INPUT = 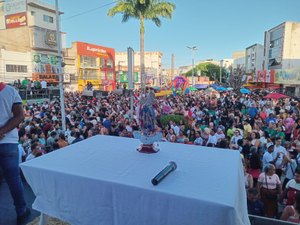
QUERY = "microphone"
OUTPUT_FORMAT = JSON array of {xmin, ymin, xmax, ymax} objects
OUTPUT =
[{"xmin": 151, "ymin": 161, "xmax": 177, "ymax": 186}]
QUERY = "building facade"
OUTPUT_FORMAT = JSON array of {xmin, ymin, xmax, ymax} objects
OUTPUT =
[
  {"xmin": 115, "ymin": 51, "xmax": 163, "ymax": 87},
  {"xmin": 0, "ymin": 0, "xmax": 65, "ymax": 84},
  {"xmin": 263, "ymin": 21, "xmax": 300, "ymax": 95},
  {"xmin": 245, "ymin": 44, "xmax": 264, "ymax": 74},
  {"xmin": 64, "ymin": 42, "xmax": 116, "ymax": 92}
]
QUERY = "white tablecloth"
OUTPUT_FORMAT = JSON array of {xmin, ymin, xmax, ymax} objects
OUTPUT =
[{"xmin": 20, "ymin": 135, "xmax": 250, "ymax": 225}]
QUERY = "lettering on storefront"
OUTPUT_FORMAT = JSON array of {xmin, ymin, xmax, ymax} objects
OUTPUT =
[
  {"xmin": 86, "ymin": 46, "xmax": 107, "ymax": 54},
  {"xmin": 5, "ymin": 12, "xmax": 27, "ymax": 29}
]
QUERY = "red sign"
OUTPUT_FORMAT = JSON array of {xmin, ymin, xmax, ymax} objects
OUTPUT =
[
  {"xmin": 5, "ymin": 12, "xmax": 27, "ymax": 29},
  {"xmin": 76, "ymin": 42, "xmax": 115, "ymax": 59},
  {"xmin": 256, "ymin": 70, "xmax": 275, "ymax": 83}
]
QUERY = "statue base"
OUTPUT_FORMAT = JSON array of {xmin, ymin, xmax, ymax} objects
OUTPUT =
[
  {"xmin": 137, "ymin": 144, "xmax": 159, "ymax": 154},
  {"xmin": 133, "ymin": 131, "xmax": 162, "ymax": 154}
]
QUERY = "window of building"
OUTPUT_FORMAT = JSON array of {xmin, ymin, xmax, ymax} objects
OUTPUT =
[
  {"xmin": 80, "ymin": 69, "xmax": 98, "ymax": 80},
  {"xmin": 43, "ymin": 15, "xmax": 54, "ymax": 23},
  {"xmin": 107, "ymin": 72, "xmax": 114, "ymax": 80},
  {"xmin": 31, "ymin": 11, "xmax": 35, "ymax": 16},
  {"xmin": 106, "ymin": 59, "xmax": 113, "ymax": 69},
  {"xmin": 6, "ymin": 64, "xmax": 27, "ymax": 73},
  {"xmin": 100, "ymin": 71, "xmax": 106, "ymax": 79},
  {"xmin": 100, "ymin": 58, "xmax": 105, "ymax": 68},
  {"xmin": 80, "ymin": 56, "xmax": 97, "ymax": 68}
]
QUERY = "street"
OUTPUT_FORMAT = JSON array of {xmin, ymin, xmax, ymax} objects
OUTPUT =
[{"xmin": 0, "ymin": 179, "xmax": 39, "ymax": 225}]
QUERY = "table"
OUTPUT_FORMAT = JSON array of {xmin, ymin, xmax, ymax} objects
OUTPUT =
[{"xmin": 20, "ymin": 135, "xmax": 250, "ymax": 225}]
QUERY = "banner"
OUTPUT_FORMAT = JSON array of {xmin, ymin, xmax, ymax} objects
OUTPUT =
[
  {"xmin": 275, "ymin": 67, "xmax": 300, "ymax": 84},
  {"xmin": 5, "ymin": 12, "xmax": 27, "ymax": 29},
  {"xmin": 119, "ymin": 72, "xmax": 139, "ymax": 83},
  {"xmin": 32, "ymin": 53, "xmax": 60, "ymax": 83},
  {"xmin": 253, "ymin": 70, "xmax": 275, "ymax": 83}
]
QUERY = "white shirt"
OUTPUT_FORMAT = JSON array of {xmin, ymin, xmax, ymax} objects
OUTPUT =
[
  {"xmin": 207, "ymin": 134, "xmax": 217, "ymax": 146},
  {"xmin": 41, "ymin": 80, "xmax": 47, "ymax": 89},
  {"xmin": 272, "ymin": 145, "xmax": 287, "ymax": 169},
  {"xmin": 262, "ymin": 151, "xmax": 274, "ymax": 170},
  {"xmin": 215, "ymin": 132, "xmax": 225, "ymax": 141},
  {"xmin": 171, "ymin": 125, "xmax": 180, "ymax": 136},
  {"xmin": 0, "ymin": 85, "xmax": 22, "ymax": 144}
]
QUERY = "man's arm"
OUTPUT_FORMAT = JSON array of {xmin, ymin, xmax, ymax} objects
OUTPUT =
[{"xmin": 0, "ymin": 104, "xmax": 24, "ymax": 137}]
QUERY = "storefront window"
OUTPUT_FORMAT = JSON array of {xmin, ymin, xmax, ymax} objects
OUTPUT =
[
  {"xmin": 81, "ymin": 69, "xmax": 98, "ymax": 80},
  {"xmin": 107, "ymin": 71, "xmax": 114, "ymax": 80},
  {"xmin": 100, "ymin": 71, "xmax": 106, "ymax": 79},
  {"xmin": 80, "ymin": 56, "xmax": 97, "ymax": 68},
  {"xmin": 100, "ymin": 58, "xmax": 105, "ymax": 68},
  {"xmin": 106, "ymin": 59, "xmax": 113, "ymax": 69}
]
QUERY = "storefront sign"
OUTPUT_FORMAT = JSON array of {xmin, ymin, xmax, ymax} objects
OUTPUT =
[
  {"xmin": 275, "ymin": 67, "xmax": 300, "ymax": 84},
  {"xmin": 45, "ymin": 30, "xmax": 57, "ymax": 47},
  {"xmin": 119, "ymin": 72, "xmax": 139, "ymax": 83},
  {"xmin": 32, "ymin": 53, "xmax": 60, "ymax": 83},
  {"xmin": 76, "ymin": 42, "xmax": 115, "ymax": 59},
  {"xmin": 5, "ymin": 12, "xmax": 27, "ymax": 29}
]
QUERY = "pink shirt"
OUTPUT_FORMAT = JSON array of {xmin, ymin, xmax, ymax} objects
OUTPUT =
[{"xmin": 258, "ymin": 172, "xmax": 281, "ymax": 189}]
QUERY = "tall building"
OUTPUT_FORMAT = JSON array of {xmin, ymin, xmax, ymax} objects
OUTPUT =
[
  {"xmin": 0, "ymin": 0, "xmax": 65, "ymax": 84},
  {"xmin": 64, "ymin": 42, "xmax": 116, "ymax": 92},
  {"xmin": 263, "ymin": 21, "xmax": 300, "ymax": 95},
  {"xmin": 115, "ymin": 51, "xmax": 162, "ymax": 87},
  {"xmin": 264, "ymin": 21, "xmax": 300, "ymax": 70},
  {"xmin": 232, "ymin": 51, "xmax": 246, "ymax": 69},
  {"xmin": 245, "ymin": 44, "xmax": 264, "ymax": 74}
]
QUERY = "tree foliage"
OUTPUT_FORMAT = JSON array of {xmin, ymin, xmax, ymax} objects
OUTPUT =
[
  {"xmin": 108, "ymin": 0, "xmax": 176, "ymax": 90},
  {"xmin": 160, "ymin": 114, "xmax": 188, "ymax": 129},
  {"xmin": 184, "ymin": 62, "xmax": 227, "ymax": 82},
  {"xmin": 226, "ymin": 67, "xmax": 247, "ymax": 93}
]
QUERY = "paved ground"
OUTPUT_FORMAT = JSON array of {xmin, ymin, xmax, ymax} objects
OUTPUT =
[{"xmin": 0, "ymin": 179, "xmax": 40, "ymax": 225}]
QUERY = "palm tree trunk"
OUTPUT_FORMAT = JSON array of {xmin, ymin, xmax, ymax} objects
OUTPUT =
[{"xmin": 140, "ymin": 17, "xmax": 145, "ymax": 91}]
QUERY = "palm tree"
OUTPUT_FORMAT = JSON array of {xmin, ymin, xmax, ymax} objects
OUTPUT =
[{"xmin": 108, "ymin": 0, "xmax": 175, "ymax": 90}]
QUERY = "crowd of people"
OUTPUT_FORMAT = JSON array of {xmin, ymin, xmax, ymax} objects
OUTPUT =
[{"xmin": 3, "ymin": 84, "xmax": 300, "ymax": 222}]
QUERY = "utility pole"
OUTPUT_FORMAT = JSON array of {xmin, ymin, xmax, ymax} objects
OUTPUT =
[
  {"xmin": 187, "ymin": 46, "xmax": 198, "ymax": 86},
  {"xmin": 55, "ymin": 0, "xmax": 66, "ymax": 131},
  {"xmin": 171, "ymin": 53, "xmax": 175, "ymax": 78},
  {"xmin": 127, "ymin": 47, "xmax": 134, "ymax": 121},
  {"xmin": 219, "ymin": 59, "xmax": 223, "ymax": 83}
]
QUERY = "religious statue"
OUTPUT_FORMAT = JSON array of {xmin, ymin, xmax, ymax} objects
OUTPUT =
[{"xmin": 133, "ymin": 91, "xmax": 162, "ymax": 153}]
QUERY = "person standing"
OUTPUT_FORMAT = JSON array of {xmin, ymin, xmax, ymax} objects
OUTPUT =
[
  {"xmin": 0, "ymin": 82, "xmax": 30, "ymax": 224},
  {"xmin": 257, "ymin": 164, "xmax": 281, "ymax": 218}
]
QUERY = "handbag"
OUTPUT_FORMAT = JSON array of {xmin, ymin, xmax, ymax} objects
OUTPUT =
[{"xmin": 265, "ymin": 175, "xmax": 278, "ymax": 200}]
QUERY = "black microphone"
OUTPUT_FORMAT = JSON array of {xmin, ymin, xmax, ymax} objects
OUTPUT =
[{"xmin": 151, "ymin": 161, "xmax": 177, "ymax": 185}]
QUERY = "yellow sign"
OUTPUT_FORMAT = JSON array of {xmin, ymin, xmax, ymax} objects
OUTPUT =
[{"xmin": 155, "ymin": 90, "xmax": 173, "ymax": 97}]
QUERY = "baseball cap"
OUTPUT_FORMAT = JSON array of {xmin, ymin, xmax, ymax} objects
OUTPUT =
[{"xmin": 267, "ymin": 142, "xmax": 274, "ymax": 149}]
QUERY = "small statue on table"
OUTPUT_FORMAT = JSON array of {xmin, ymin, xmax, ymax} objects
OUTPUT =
[{"xmin": 133, "ymin": 91, "xmax": 162, "ymax": 153}]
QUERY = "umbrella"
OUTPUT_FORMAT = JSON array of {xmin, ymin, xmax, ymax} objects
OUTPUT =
[
  {"xmin": 263, "ymin": 93, "xmax": 290, "ymax": 99},
  {"xmin": 204, "ymin": 87, "xmax": 216, "ymax": 93},
  {"xmin": 189, "ymin": 87, "xmax": 198, "ymax": 91},
  {"xmin": 194, "ymin": 84, "xmax": 208, "ymax": 89},
  {"xmin": 151, "ymin": 86, "xmax": 161, "ymax": 90},
  {"xmin": 215, "ymin": 86, "xmax": 227, "ymax": 92},
  {"xmin": 240, "ymin": 88, "xmax": 251, "ymax": 94}
]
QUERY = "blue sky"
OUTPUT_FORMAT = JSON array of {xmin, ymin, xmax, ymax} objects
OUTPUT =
[{"xmin": 46, "ymin": 0, "xmax": 300, "ymax": 68}]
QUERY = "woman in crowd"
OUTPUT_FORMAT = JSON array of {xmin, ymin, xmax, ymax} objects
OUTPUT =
[{"xmin": 257, "ymin": 163, "xmax": 282, "ymax": 218}]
